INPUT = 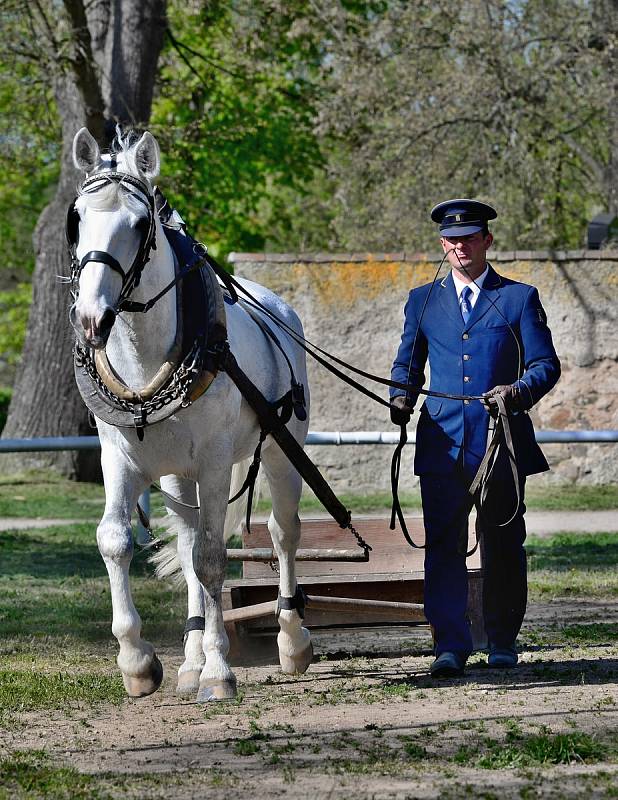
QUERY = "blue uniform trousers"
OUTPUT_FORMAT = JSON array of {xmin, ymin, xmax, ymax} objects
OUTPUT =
[{"xmin": 420, "ymin": 456, "xmax": 527, "ymax": 659}]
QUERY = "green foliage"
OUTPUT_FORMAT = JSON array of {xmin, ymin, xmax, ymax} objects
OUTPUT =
[
  {"xmin": 151, "ymin": 1, "xmax": 330, "ymax": 256},
  {"xmin": 0, "ymin": 386, "xmax": 11, "ymax": 432},
  {"xmin": 0, "ymin": 283, "xmax": 31, "ymax": 372},
  {"xmin": 0, "ymin": 24, "xmax": 60, "ymax": 276}
]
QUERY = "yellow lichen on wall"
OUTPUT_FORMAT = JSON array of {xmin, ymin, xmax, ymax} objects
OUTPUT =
[{"xmin": 297, "ymin": 258, "xmax": 438, "ymax": 307}]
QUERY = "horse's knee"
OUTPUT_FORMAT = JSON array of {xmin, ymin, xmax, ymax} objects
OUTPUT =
[
  {"xmin": 97, "ymin": 518, "xmax": 133, "ymax": 563},
  {"xmin": 192, "ymin": 536, "xmax": 226, "ymax": 591}
]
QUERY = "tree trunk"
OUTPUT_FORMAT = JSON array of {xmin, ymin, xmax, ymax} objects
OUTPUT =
[{"xmin": 2, "ymin": 0, "xmax": 167, "ymax": 479}]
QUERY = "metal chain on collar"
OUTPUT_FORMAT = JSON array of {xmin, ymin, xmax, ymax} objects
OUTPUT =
[{"xmin": 74, "ymin": 338, "xmax": 204, "ymax": 416}]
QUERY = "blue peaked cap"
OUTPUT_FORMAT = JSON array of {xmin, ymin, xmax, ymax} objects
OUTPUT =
[{"xmin": 431, "ymin": 198, "xmax": 497, "ymax": 237}]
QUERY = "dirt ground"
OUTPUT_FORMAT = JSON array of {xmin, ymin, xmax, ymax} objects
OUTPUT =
[{"xmin": 2, "ymin": 599, "xmax": 617, "ymax": 799}]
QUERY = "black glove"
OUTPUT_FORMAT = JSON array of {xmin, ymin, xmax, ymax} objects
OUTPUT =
[
  {"xmin": 390, "ymin": 395, "xmax": 413, "ymax": 426},
  {"xmin": 481, "ymin": 384, "xmax": 523, "ymax": 417}
]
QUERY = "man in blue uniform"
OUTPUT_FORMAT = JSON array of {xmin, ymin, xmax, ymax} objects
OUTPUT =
[{"xmin": 390, "ymin": 199, "xmax": 560, "ymax": 677}]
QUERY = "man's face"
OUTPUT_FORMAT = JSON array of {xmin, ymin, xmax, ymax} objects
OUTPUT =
[{"xmin": 440, "ymin": 231, "xmax": 493, "ymax": 279}]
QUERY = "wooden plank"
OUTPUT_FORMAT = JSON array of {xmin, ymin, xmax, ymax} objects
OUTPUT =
[
  {"xmin": 241, "ymin": 516, "xmax": 480, "ymax": 579},
  {"xmin": 227, "ymin": 548, "xmax": 368, "ymax": 562},
  {"xmin": 223, "ymin": 594, "xmax": 426, "ymax": 624}
]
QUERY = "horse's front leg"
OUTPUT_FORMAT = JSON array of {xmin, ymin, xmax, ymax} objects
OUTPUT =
[
  {"xmin": 98, "ymin": 446, "xmax": 162, "ymax": 697},
  {"xmin": 194, "ymin": 455, "xmax": 237, "ymax": 702},
  {"xmin": 263, "ymin": 445, "xmax": 313, "ymax": 675},
  {"xmin": 159, "ymin": 475, "xmax": 205, "ymax": 697}
]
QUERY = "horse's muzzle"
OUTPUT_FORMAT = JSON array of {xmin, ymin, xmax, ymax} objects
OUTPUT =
[{"xmin": 70, "ymin": 303, "xmax": 116, "ymax": 349}]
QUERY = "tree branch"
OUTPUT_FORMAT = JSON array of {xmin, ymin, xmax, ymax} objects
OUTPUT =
[{"xmin": 61, "ymin": 0, "xmax": 105, "ymax": 141}]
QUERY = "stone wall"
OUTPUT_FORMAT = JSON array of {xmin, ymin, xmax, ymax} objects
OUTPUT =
[{"xmin": 230, "ymin": 251, "xmax": 618, "ymax": 492}]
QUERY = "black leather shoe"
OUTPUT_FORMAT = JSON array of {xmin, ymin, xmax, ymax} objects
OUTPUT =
[
  {"xmin": 430, "ymin": 651, "xmax": 465, "ymax": 678},
  {"xmin": 488, "ymin": 643, "xmax": 518, "ymax": 668}
]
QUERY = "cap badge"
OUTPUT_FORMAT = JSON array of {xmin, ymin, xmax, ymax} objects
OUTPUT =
[{"xmin": 455, "ymin": 214, "xmax": 462, "ymax": 222}]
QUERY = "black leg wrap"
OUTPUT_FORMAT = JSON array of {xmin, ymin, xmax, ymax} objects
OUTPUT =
[
  {"xmin": 183, "ymin": 615, "xmax": 206, "ymax": 643},
  {"xmin": 277, "ymin": 585, "xmax": 308, "ymax": 620}
]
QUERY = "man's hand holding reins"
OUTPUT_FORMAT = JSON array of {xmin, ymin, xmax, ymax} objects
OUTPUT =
[
  {"xmin": 390, "ymin": 395, "xmax": 414, "ymax": 426},
  {"xmin": 481, "ymin": 384, "xmax": 523, "ymax": 417}
]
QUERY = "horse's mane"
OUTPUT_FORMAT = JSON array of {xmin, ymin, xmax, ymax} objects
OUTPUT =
[{"xmin": 76, "ymin": 126, "xmax": 148, "ymax": 215}]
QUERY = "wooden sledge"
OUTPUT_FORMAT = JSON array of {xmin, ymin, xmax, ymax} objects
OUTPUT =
[{"xmin": 222, "ymin": 515, "xmax": 487, "ymax": 665}]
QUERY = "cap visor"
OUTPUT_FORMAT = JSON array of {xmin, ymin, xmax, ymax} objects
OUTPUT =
[{"xmin": 440, "ymin": 223, "xmax": 483, "ymax": 237}]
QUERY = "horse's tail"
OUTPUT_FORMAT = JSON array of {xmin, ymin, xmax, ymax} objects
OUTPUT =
[{"xmin": 150, "ymin": 457, "xmax": 260, "ymax": 582}]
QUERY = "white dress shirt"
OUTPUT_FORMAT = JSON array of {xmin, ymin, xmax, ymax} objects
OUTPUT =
[{"xmin": 452, "ymin": 264, "xmax": 489, "ymax": 310}]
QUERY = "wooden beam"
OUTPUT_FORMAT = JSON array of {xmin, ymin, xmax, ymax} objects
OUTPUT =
[
  {"xmin": 226, "ymin": 548, "xmax": 368, "ymax": 562},
  {"xmin": 223, "ymin": 594, "xmax": 425, "ymax": 624}
]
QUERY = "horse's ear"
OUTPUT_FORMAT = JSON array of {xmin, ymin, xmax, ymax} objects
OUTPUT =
[
  {"xmin": 133, "ymin": 132, "xmax": 160, "ymax": 181},
  {"xmin": 73, "ymin": 128, "xmax": 101, "ymax": 173}
]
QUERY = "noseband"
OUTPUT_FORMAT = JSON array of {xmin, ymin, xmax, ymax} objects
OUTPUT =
[{"xmin": 66, "ymin": 171, "xmax": 157, "ymax": 312}]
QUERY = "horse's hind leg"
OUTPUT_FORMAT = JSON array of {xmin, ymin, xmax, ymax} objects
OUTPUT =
[
  {"xmin": 159, "ymin": 475, "xmax": 205, "ymax": 697},
  {"xmin": 262, "ymin": 445, "xmax": 313, "ymax": 675},
  {"xmin": 98, "ymin": 447, "xmax": 162, "ymax": 697}
]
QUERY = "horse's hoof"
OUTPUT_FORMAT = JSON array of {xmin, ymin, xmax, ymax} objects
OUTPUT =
[
  {"xmin": 176, "ymin": 669, "xmax": 201, "ymax": 697},
  {"xmin": 280, "ymin": 640, "xmax": 314, "ymax": 675},
  {"xmin": 196, "ymin": 677, "xmax": 237, "ymax": 703},
  {"xmin": 122, "ymin": 653, "xmax": 163, "ymax": 698}
]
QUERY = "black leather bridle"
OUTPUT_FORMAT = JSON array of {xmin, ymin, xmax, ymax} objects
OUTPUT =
[{"xmin": 66, "ymin": 171, "xmax": 157, "ymax": 312}]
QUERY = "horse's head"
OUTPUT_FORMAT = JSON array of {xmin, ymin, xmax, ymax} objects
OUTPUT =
[{"xmin": 68, "ymin": 127, "xmax": 160, "ymax": 348}]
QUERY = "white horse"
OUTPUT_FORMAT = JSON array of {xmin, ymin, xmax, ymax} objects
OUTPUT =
[{"xmin": 68, "ymin": 127, "xmax": 312, "ymax": 701}]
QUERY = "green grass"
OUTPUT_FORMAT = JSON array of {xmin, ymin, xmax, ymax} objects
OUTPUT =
[
  {"xmin": 0, "ymin": 750, "xmax": 204, "ymax": 800},
  {"xmin": 527, "ymin": 532, "xmax": 618, "ymax": 570},
  {"xmin": 527, "ymin": 532, "xmax": 618, "ymax": 599},
  {"xmin": 524, "ymin": 482, "xmax": 618, "ymax": 511},
  {"xmin": 0, "ymin": 521, "xmax": 184, "ymax": 641},
  {"xmin": 467, "ymin": 731, "xmax": 610, "ymax": 769},
  {"xmin": 0, "ymin": 750, "xmax": 107, "ymax": 800},
  {"xmin": 0, "ymin": 670, "xmax": 125, "ymax": 714},
  {"xmin": 1, "ymin": 473, "xmax": 617, "ymax": 520},
  {"xmin": 0, "ymin": 473, "xmax": 106, "ymax": 519}
]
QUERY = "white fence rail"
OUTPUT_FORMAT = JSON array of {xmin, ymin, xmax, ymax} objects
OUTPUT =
[{"xmin": 1, "ymin": 430, "xmax": 617, "ymax": 454}]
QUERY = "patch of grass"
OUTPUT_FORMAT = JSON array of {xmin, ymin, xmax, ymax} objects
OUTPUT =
[
  {"xmin": 559, "ymin": 623, "xmax": 618, "ymax": 644},
  {"xmin": 0, "ymin": 475, "xmax": 106, "ymax": 519},
  {"xmin": 527, "ymin": 532, "xmax": 618, "ymax": 599},
  {"xmin": 454, "ymin": 731, "xmax": 610, "ymax": 770},
  {"xmin": 527, "ymin": 532, "xmax": 618, "ymax": 570},
  {"xmin": 528, "ymin": 569, "xmax": 618, "ymax": 599},
  {"xmin": 525, "ymin": 483, "xmax": 618, "ymax": 511},
  {"xmin": 0, "ymin": 669, "xmax": 125, "ymax": 714},
  {"xmin": 0, "ymin": 750, "xmax": 107, "ymax": 800},
  {"xmin": 0, "ymin": 750, "xmax": 226, "ymax": 799},
  {"xmin": 256, "ymin": 490, "xmax": 423, "ymax": 514},
  {"xmin": 0, "ymin": 523, "xmax": 185, "ymax": 644}
]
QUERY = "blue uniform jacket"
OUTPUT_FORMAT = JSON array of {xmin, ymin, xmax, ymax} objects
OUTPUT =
[{"xmin": 390, "ymin": 265, "xmax": 561, "ymax": 476}]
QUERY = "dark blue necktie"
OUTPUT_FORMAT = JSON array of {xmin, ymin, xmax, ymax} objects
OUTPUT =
[{"xmin": 460, "ymin": 286, "xmax": 472, "ymax": 324}]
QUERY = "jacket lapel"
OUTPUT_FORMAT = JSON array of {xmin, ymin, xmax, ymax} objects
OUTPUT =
[
  {"xmin": 438, "ymin": 271, "xmax": 464, "ymax": 326},
  {"xmin": 465, "ymin": 264, "xmax": 502, "ymax": 330}
]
